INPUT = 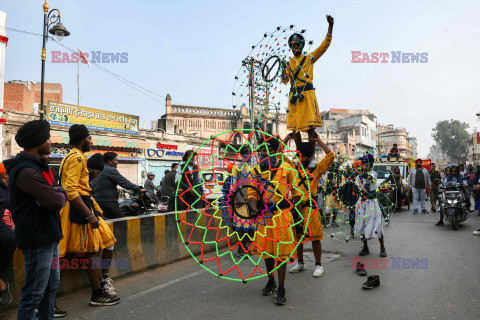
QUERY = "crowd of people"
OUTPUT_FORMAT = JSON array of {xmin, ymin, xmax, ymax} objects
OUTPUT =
[{"xmin": 1, "ymin": 119, "xmax": 480, "ymax": 315}]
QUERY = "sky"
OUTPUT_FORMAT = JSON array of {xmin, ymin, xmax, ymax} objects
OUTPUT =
[{"xmin": 2, "ymin": 0, "xmax": 480, "ymax": 157}]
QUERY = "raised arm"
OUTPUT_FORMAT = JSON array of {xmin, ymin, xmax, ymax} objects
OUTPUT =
[{"xmin": 311, "ymin": 15, "xmax": 334, "ymax": 63}]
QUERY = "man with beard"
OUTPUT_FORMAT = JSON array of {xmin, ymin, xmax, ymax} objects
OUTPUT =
[
  {"xmin": 4, "ymin": 120, "xmax": 67, "ymax": 319},
  {"xmin": 280, "ymin": 15, "xmax": 334, "ymax": 147},
  {"xmin": 58, "ymin": 125, "xmax": 119, "ymax": 306},
  {"xmin": 407, "ymin": 159, "xmax": 431, "ymax": 214}
]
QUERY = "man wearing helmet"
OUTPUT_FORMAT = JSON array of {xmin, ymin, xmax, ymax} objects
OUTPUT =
[
  {"xmin": 145, "ymin": 172, "xmax": 161, "ymax": 206},
  {"xmin": 281, "ymin": 15, "xmax": 334, "ymax": 147}
]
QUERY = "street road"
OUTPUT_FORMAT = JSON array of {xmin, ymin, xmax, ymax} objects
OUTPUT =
[{"xmin": 4, "ymin": 202, "xmax": 480, "ymax": 320}]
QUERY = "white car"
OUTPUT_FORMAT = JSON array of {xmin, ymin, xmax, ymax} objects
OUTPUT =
[{"xmin": 202, "ymin": 171, "xmax": 226, "ymax": 206}]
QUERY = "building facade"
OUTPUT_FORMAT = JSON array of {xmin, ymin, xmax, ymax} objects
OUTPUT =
[
  {"xmin": 427, "ymin": 144, "xmax": 450, "ymax": 168},
  {"xmin": 3, "ymin": 80, "xmax": 62, "ymax": 113},
  {"xmin": 377, "ymin": 125, "xmax": 418, "ymax": 159},
  {"xmin": 319, "ymin": 108, "xmax": 377, "ymax": 160},
  {"xmin": 158, "ymin": 94, "xmax": 288, "ymax": 140}
]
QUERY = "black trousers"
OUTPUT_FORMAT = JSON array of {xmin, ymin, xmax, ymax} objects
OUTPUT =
[
  {"xmin": 98, "ymin": 201, "xmax": 125, "ymax": 219},
  {"xmin": 0, "ymin": 220, "xmax": 16, "ymax": 280}
]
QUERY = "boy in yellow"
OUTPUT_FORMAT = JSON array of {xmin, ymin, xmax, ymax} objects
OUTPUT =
[
  {"xmin": 59, "ymin": 124, "xmax": 119, "ymax": 306},
  {"xmin": 281, "ymin": 133, "xmax": 334, "ymax": 277},
  {"xmin": 248, "ymin": 137, "xmax": 298, "ymax": 305},
  {"xmin": 281, "ymin": 15, "xmax": 334, "ymax": 146}
]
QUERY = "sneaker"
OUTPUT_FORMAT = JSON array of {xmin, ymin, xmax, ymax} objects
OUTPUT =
[
  {"xmin": 261, "ymin": 278, "xmax": 277, "ymax": 296},
  {"xmin": 356, "ymin": 263, "xmax": 367, "ymax": 276},
  {"xmin": 380, "ymin": 246, "xmax": 387, "ymax": 257},
  {"xmin": 313, "ymin": 265, "xmax": 324, "ymax": 278},
  {"xmin": 413, "ymin": 209, "xmax": 418, "ymax": 214},
  {"xmin": 102, "ymin": 282, "xmax": 118, "ymax": 298},
  {"xmin": 359, "ymin": 246, "xmax": 370, "ymax": 256},
  {"xmin": 435, "ymin": 220, "xmax": 444, "ymax": 226},
  {"xmin": 274, "ymin": 287, "xmax": 286, "ymax": 305},
  {"xmin": 362, "ymin": 275, "xmax": 380, "ymax": 290},
  {"xmin": 422, "ymin": 209, "xmax": 429, "ymax": 214},
  {"xmin": 432, "ymin": 208, "xmax": 437, "ymax": 213},
  {"xmin": 89, "ymin": 290, "xmax": 121, "ymax": 306},
  {"xmin": 289, "ymin": 262, "xmax": 306, "ymax": 273},
  {"xmin": 473, "ymin": 229, "xmax": 480, "ymax": 236},
  {"xmin": 54, "ymin": 301, "xmax": 67, "ymax": 318},
  {"xmin": 0, "ymin": 283, "xmax": 12, "ymax": 306},
  {"xmin": 105, "ymin": 278, "xmax": 114, "ymax": 286}
]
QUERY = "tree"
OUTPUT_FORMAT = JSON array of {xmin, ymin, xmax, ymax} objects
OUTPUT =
[{"xmin": 432, "ymin": 120, "xmax": 470, "ymax": 164}]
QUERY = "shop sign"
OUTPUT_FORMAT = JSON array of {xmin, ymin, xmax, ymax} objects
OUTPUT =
[
  {"xmin": 147, "ymin": 149, "xmax": 184, "ymax": 158},
  {"xmin": 47, "ymin": 101, "xmax": 139, "ymax": 135}
]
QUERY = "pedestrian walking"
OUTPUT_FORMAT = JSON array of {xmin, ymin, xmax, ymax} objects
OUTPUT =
[{"xmin": 408, "ymin": 159, "xmax": 431, "ymax": 214}]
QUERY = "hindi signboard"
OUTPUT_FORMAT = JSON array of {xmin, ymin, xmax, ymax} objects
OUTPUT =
[{"xmin": 46, "ymin": 101, "xmax": 139, "ymax": 135}]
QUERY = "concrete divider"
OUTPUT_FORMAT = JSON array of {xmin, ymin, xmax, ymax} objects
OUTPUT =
[{"xmin": 4, "ymin": 207, "xmax": 228, "ymax": 308}]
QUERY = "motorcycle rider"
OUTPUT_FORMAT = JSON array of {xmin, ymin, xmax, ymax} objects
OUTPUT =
[{"xmin": 436, "ymin": 165, "xmax": 469, "ymax": 226}]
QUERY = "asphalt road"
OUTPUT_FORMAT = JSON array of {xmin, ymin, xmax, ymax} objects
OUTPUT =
[{"xmin": 4, "ymin": 202, "xmax": 480, "ymax": 320}]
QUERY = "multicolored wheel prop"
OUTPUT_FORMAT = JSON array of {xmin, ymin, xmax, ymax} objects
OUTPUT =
[
  {"xmin": 174, "ymin": 129, "xmax": 315, "ymax": 282},
  {"xmin": 231, "ymin": 25, "xmax": 315, "ymax": 123}
]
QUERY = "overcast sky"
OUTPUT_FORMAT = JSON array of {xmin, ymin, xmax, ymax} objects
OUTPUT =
[{"xmin": 2, "ymin": 0, "xmax": 480, "ymax": 157}]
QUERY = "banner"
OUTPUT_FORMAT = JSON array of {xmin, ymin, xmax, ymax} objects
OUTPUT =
[{"xmin": 46, "ymin": 101, "xmax": 139, "ymax": 135}]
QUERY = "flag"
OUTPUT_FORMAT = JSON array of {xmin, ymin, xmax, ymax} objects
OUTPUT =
[{"xmin": 78, "ymin": 48, "xmax": 90, "ymax": 66}]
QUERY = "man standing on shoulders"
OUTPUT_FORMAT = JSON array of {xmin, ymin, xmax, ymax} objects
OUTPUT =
[
  {"xmin": 4, "ymin": 120, "xmax": 67, "ymax": 319},
  {"xmin": 428, "ymin": 163, "xmax": 442, "ymax": 213},
  {"xmin": 94, "ymin": 152, "xmax": 144, "ymax": 219},
  {"xmin": 408, "ymin": 159, "xmax": 431, "ymax": 214}
]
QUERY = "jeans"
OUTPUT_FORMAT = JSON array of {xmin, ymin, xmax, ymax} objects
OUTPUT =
[
  {"xmin": 0, "ymin": 221, "xmax": 16, "ymax": 280},
  {"xmin": 465, "ymin": 187, "xmax": 472, "ymax": 208},
  {"xmin": 17, "ymin": 242, "xmax": 60, "ymax": 320},
  {"xmin": 413, "ymin": 187, "xmax": 427, "ymax": 211}
]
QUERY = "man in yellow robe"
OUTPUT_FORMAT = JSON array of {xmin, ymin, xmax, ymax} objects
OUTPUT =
[
  {"xmin": 58, "ymin": 124, "xmax": 119, "ymax": 306},
  {"xmin": 281, "ymin": 133, "xmax": 334, "ymax": 277},
  {"xmin": 281, "ymin": 15, "xmax": 334, "ymax": 146},
  {"xmin": 248, "ymin": 137, "xmax": 298, "ymax": 305}
]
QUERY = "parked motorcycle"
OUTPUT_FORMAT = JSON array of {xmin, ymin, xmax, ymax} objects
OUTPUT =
[
  {"xmin": 439, "ymin": 181, "xmax": 468, "ymax": 230},
  {"xmin": 119, "ymin": 189, "xmax": 157, "ymax": 216}
]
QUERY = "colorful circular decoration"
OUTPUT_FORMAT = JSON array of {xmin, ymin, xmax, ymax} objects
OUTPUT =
[{"xmin": 175, "ymin": 129, "xmax": 315, "ymax": 282}]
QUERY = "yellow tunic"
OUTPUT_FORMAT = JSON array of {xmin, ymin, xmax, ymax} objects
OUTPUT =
[
  {"xmin": 284, "ymin": 152, "xmax": 335, "ymax": 241},
  {"xmin": 58, "ymin": 148, "xmax": 116, "ymax": 256},
  {"xmin": 248, "ymin": 161, "xmax": 299, "ymax": 260},
  {"xmin": 283, "ymin": 35, "xmax": 332, "ymax": 132}
]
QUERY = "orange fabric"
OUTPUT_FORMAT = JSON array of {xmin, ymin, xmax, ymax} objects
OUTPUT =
[{"xmin": 0, "ymin": 163, "xmax": 5, "ymax": 175}]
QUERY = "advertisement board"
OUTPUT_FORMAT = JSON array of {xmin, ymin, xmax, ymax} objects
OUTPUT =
[{"xmin": 46, "ymin": 101, "xmax": 139, "ymax": 135}]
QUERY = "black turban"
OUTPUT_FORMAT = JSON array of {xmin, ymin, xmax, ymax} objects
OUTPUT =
[
  {"xmin": 87, "ymin": 153, "xmax": 104, "ymax": 171},
  {"xmin": 69, "ymin": 124, "xmax": 90, "ymax": 145},
  {"xmin": 15, "ymin": 120, "xmax": 51, "ymax": 149}
]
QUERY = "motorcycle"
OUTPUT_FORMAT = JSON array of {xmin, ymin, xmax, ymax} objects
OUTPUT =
[
  {"xmin": 439, "ymin": 181, "xmax": 468, "ymax": 230},
  {"xmin": 119, "ymin": 189, "xmax": 157, "ymax": 216}
]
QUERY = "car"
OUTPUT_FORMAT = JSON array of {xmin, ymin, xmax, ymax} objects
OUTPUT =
[{"xmin": 202, "ymin": 170, "xmax": 227, "ymax": 206}]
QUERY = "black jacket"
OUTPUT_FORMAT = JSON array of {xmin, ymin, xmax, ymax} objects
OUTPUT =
[
  {"xmin": 93, "ymin": 164, "xmax": 140, "ymax": 203},
  {"xmin": 160, "ymin": 171, "xmax": 176, "ymax": 197},
  {"xmin": 0, "ymin": 179, "xmax": 9, "ymax": 221},
  {"xmin": 4, "ymin": 153, "xmax": 66, "ymax": 250}
]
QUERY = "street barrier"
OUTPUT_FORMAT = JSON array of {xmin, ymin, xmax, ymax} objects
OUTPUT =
[{"xmin": 3, "ymin": 207, "xmax": 226, "ymax": 308}]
